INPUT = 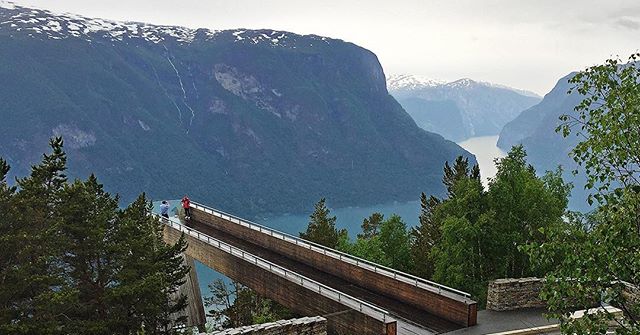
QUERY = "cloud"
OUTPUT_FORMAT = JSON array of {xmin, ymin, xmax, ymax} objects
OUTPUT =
[{"xmin": 615, "ymin": 17, "xmax": 640, "ymax": 30}]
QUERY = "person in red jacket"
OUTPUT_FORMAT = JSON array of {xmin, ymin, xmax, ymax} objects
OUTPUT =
[{"xmin": 181, "ymin": 195, "xmax": 191, "ymax": 220}]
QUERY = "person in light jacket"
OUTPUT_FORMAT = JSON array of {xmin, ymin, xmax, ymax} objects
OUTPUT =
[{"xmin": 160, "ymin": 200, "xmax": 170, "ymax": 219}]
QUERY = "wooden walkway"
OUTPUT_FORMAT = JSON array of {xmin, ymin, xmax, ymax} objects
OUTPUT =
[
  {"xmin": 165, "ymin": 202, "xmax": 478, "ymax": 334},
  {"xmin": 189, "ymin": 219, "xmax": 460, "ymax": 334}
]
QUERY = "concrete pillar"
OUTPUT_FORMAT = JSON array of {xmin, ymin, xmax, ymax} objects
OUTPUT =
[{"xmin": 177, "ymin": 254, "xmax": 207, "ymax": 332}]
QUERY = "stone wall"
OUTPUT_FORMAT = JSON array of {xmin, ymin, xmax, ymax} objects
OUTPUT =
[
  {"xmin": 487, "ymin": 278, "xmax": 545, "ymax": 311},
  {"xmin": 622, "ymin": 281, "xmax": 640, "ymax": 305},
  {"xmin": 204, "ymin": 317, "xmax": 327, "ymax": 335}
]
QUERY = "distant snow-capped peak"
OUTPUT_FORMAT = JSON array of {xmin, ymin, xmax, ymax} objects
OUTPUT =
[
  {"xmin": 480, "ymin": 82, "xmax": 541, "ymax": 98},
  {"xmin": 387, "ymin": 74, "xmax": 541, "ymax": 98},
  {"xmin": 386, "ymin": 74, "xmax": 445, "ymax": 91}
]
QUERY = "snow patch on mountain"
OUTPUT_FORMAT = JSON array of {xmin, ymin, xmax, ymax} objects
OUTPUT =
[
  {"xmin": 386, "ymin": 74, "xmax": 444, "ymax": 91},
  {"xmin": 387, "ymin": 74, "xmax": 541, "ymax": 98},
  {"xmin": 0, "ymin": 1, "xmax": 202, "ymax": 43},
  {"xmin": 0, "ymin": 1, "xmax": 336, "ymax": 49}
]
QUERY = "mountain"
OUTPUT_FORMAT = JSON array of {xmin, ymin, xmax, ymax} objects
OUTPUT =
[
  {"xmin": 497, "ymin": 73, "xmax": 580, "ymax": 159},
  {"xmin": 0, "ymin": 2, "xmax": 474, "ymax": 217},
  {"xmin": 497, "ymin": 73, "xmax": 591, "ymax": 211},
  {"xmin": 387, "ymin": 74, "xmax": 542, "ymax": 142}
]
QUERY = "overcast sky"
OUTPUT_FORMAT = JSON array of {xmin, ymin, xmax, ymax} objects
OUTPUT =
[{"xmin": 14, "ymin": 0, "xmax": 640, "ymax": 95}]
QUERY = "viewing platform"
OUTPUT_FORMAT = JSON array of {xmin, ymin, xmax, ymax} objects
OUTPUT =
[{"xmin": 162, "ymin": 201, "xmax": 478, "ymax": 335}]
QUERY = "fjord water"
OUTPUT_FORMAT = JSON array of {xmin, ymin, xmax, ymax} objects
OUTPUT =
[
  {"xmin": 192, "ymin": 135, "xmax": 507, "ymax": 297},
  {"xmin": 457, "ymin": 135, "xmax": 507, "ymax": 187}
]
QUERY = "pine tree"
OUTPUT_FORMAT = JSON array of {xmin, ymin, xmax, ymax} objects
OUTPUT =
[
  {"xmin": 0, "ymin": 137, "xmax": 69, "ymax": 334},
  {"xmin": 53, "ymin": 177, "xmax": 190, "ymax": 335},
  {"xmin": 109, "ymin": 194, "xmax": 189, "ymax": 335},
  {"xmin": 443, "ymin": 156, "xmax": 480, "ymax": 197},
  {"xmin": 300, "ymin": 198, "xmax": 339, "ymax": 248},
  {"xmin": 0, "ymin": 138, "xmax": 191, "ymax": 334},
  {"xmin": 443, "ymin": 156, "xmax": 468, "ymax": 196},
  {"xmin": 358, "ymin": 212, "xmax": 384, "ymax": 239},
  {"xmin": 410, "ymin": 192, "xmax": 441, "ymax": 279},
  {"xmin": 55, "ymin": 175, "xmax": 121, "ymax": 334},
  {"xmin": 0, "ymin": 158, "xmax": 19, "ymax": 330}
]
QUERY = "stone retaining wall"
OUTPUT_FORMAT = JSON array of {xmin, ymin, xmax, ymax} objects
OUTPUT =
[
  {"xmin": 622, "ymin": 281, "xmax": 640, "ymax": 305},
  {"xmin": 487, "ymin": 278, "xmax": 545, "ymax": 311},
  {"xmin": 204, "ymin": 316, "xmax": 327, "ymax": 335}
]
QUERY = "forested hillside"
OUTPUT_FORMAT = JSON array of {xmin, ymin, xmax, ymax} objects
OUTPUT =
[{"xmin": 0, "ymin": 3, "xmax": 473, "ymax": 216}]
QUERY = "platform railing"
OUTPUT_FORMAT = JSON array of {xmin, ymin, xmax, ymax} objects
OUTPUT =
[
  {"xmin": 159, "ymin": 215, "xmax": 394, "ymax": 324},
  {"xmin": 191, "ymin": 202, "xmax": 472, "ymax": 301}
]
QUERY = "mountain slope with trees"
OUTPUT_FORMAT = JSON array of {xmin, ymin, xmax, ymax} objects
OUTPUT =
[
  {"xmin": 0, "ymin": 3, "xmax": 473, "ymax": 216},
  {"xmin": 497, "ymin": 73, "xmax": 591, "ymax": 210}
]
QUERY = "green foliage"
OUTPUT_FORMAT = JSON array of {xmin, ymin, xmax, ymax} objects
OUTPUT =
[
  {"xmin": 410, "ymin": 193, "xmax": 441, "ymax": 279},
  {"xmin": 335, "ymin": 214, "xmax": 412, "ymax": 272},
  {"xmin": 358, "ymin": 212, "xmax": 384, "ymax": 239},
  {"xmin": 0, "ymin": 137, "xmax": 69, "ymax": 334},
  {"xmin": 300, "ymin": 198, "xmax": 341, "ymax": 248},
  {"xmin": 429, "ymin": 149, "xmax": 570, "ymax": 305},
  {"xmin": 488, "ymin": 146, "xmax": 571, "ymax": 278},
  {"xmin": 304, "ymin": 150, "xmax": 569, "ymax": 308},
  {"xmin": 560, "ymin": 53, "xmax": 640, "ymax": 205},
  {"xmin": 431, "ymin": 170, "xmax": 493, "ymax": 304},
  {"xmin": 443, "ymin": 156, "xmax": 480, "ymax": 197},
  {"xmin": 345, "ymin": 236, "xmax": 389, "ymax": 266},
  {"xmin": 0, "ymin": 138, "xmax": 190, "ymax": 335},
  {"xmin": 204, "ymin": 279, "xmax": 293, "ymax": 330},
  {"xmin": 529, "ymin": 53, "xmax": 640, "ymax": 334},
  {"xmin": 529, "ymin": 192, "xmax": 640, "ymax": 333},
  {"xmin": 378, "ymin": 215, "xmax": 412, "ymax": 273}
]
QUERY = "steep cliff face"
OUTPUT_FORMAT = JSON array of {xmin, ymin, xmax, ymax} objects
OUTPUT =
[
  {"xmin": 497, "ymin": 73, "xmax": 581, "ymax": 172},
  {"xmin": 497, "ymin": 73, "xmax": 591, "ymax": 211},
  {"xmin": 0, "ymin": 2, "xmax": 473, "ymax": 216}
]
